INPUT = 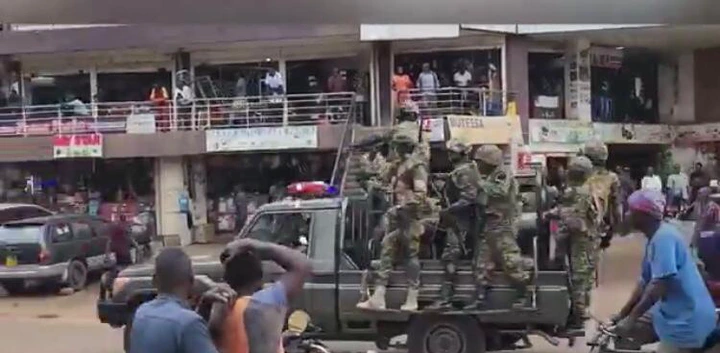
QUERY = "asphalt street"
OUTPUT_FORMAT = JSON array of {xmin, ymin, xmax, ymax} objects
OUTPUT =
[{"xmin": 0, "ymin": 234, "xmax": 646, "ymax": 353}]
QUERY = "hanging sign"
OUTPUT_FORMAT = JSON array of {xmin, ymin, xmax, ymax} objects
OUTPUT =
[
  {"xmin": 529, "ymin": 119, "xmax": 594, "ymax": 145},
  {"xmin": 53, "ymin": 134, "xmax": 103, "ymax": 158},
  {"xmin": 206, "ymin": 126, "xmax": 318, "ymax": 152},
  {"xmin": 593, "ymin": 123, "xmax": 673, "ymax": 144},
  {"xmin": 446, "ymin": 115, "xmax": 519, "ymax": 145}
]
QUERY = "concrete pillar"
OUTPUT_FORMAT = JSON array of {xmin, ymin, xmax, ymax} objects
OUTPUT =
[
  {"xmin": 154, "ymin": 156, "xmax": 192, "ymax": 246},
  {"xmin": 675, "ymin": 52, "xmax": 695, "ymax": 123},
  {"xmin": 373, "ymin": 41, "xmax": 393, "ymax": 126},
  {"xmin": 564, "ymin": 39, "xmax": 592, "ymax": 121},
  {"xmin": 279, "ymin": 58, "xmax": 288, "ymax": 125},
  {"xmin": 189, "ymin": 156, "xmax": 209, "ymax": 242},
  {"xmin": 503, "ymin": 35, "xmax": 530, "ymax": 143}
]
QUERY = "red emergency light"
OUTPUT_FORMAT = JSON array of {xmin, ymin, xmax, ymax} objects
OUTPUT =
[{"xmin": 286, "ymin": 181, "xmax": 339, "ymax": 198}]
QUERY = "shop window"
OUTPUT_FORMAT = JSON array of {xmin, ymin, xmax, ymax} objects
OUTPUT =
[
  {"xmin": 28, "ymin": 73, "xmax": 91, "ymax": 106},
  {"xmin": 97, "ymin": 71, "xmax": 171, "ymax": 103},
  {"xmin": 528, "ymin": 52, "xmax": 564, "ymax": 119},
  {"xmin": 591, "ymin": 49, "xmax": 659, "ymax": 123}
]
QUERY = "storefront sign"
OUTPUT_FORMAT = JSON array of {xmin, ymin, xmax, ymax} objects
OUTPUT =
[
  {"xmin": 590, "ymin": 47, "xmax": 624, "ymax": 69},
  {"xmin": 52, "ymin": 134, "xmax": 103, "ymax": 158},
  {"xmin": 675, "ymin": 123, "xmax": 720, "ymax": 144},
  {"xmin": 126, "ymin": 113, "xmax": 157, "ymax": 134},
  {"xmin": 206, "ymin": 126, "xmax": 318, "ymax": 152},
  {"xmin": 529, "ymin": 119, "xmax": 594, "ymax": 145},
  {"xmin": 446, "ymin": 115, "xmax": 518, "ymax": 145},
  {"xmin": 593, "ymin": 123, "xmax": 673, "ymax": 144}
]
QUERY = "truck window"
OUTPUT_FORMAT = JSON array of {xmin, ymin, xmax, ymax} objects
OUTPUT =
[{"xmin": 245, "ymin": 211, "xmax": 313, "ymax": 253}]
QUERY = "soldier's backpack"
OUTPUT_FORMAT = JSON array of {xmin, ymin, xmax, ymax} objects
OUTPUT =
[{"xmin": 585, "ymin": 171, "xmax": 612, "ymax": 227}]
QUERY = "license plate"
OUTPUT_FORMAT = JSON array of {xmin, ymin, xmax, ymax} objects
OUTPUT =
[{"xmin": 5, "ymin": 255, "xmax": 17, "ymax": 267}]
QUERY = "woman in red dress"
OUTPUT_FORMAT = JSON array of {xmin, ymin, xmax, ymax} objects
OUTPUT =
[{"xmin": 149, "ymin": 83, "xmax": 170, "ymax": 131}]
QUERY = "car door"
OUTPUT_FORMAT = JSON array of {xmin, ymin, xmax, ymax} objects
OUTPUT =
[
  {"xmin": 47, "ymin": 222, "xmax": 75, "ymax": 265},
  {"xmin": 70, "ymin": 220, "xmax": 106, "ymax": 271}
]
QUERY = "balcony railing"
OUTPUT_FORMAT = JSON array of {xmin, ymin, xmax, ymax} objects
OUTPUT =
[
  {"xmin": 401, "ymin": 87, "xmax": 516, "ymax": 118},
  {"xmin": 0, "ymin": 91, "xmax": 357, "ymax": 136}
]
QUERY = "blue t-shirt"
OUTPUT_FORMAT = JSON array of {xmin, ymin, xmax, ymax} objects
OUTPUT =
[{"xmin": 640, "ymin": 223, "xmax": 717, "ymax": 348}]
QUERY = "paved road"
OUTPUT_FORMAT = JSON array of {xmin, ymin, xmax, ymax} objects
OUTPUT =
[{"xmin": 0, "ymin": 234, "xmax": 646, "ymax": 353}]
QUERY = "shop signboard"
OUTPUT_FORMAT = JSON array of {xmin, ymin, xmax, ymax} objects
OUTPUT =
[
  {"xmin": 52, "ymin": 134, "xmax": 103, "ymax": 158},
  {"xmin": 675, "ymin": 123, "xmax": 720, "ymax": 144},
  {"xmin": 126, "ymin": 113, "xmax": 157, "ymax": 134},
  {"xmin": 593, "ymin": 123, "xmax": 673, "ymax": 144},
  {"xmin": 446, "ymin": 115, "xmax": 519, "ymax": 145},
  {"xmin": 206, "ymin": 126, "xmax": 318, "ymax": 152},
  {"xmin": 529, "ymin": 119, "xmax": 594, "ymax": 145}
]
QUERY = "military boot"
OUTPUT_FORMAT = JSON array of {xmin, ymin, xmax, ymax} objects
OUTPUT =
[
  {"xmin": 356, "ymin": 285, "xmax": 386, "ymax": 310},
  {"xmin": 463, "ymin": 286, "xmax": 487, "ymax": 311},
  {"xmin": 400, "ymin": 288, "xmax": 419, "ymax": 311},
  {"xmin": 426, "ymin": 282, "xmax": 454, "ymax": 311}
]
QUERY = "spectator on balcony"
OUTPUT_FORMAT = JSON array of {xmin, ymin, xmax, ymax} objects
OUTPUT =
[
  {"xmin": 263, "ymin": 68, "xmax": 285, "ymax": 97},
  {"xmin": 150, "ymin": 83, "xmax": 170, "ymax": 132},
  {"xmin": 453, "ymin": 63, "xmax": 473, "ymax": 113},
  {"xmin": 175, "ymin": 73, "xmax": 194, "ymax": 130},
  {"xmin": 327, "ymin": 68, "xmax": 347, "ymax": 93},
  {"xmin": 234, "ymin": 74, "xmax": 247, "ymax": 98},
  {"xmin": 416, "ymin": 63, "xmax": 440, "ymax": 113},
  {"xmin": 392, "ymin": 66, "xmax": 413, "ymax": 108}
]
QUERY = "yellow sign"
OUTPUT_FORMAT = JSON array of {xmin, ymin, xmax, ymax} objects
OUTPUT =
[
  {"xmin": 5, "ymin": 255, "xmax": 17, "ymax": 267},
  {"xmin": 446, "ymin": 115, "xmax": 520, "ymax": 145}
]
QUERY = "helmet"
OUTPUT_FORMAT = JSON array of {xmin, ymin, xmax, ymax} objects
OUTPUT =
[
  {"xmin": 473, "ymin": 144, "xmax": 503, "ymax": 166},
  {"xmin": 582, "ymin": 140, "xmax": 609, "ymax": 163},
  {"xmin": 567, "ymin": 156, "xmax": 594, "ymax": 177},
  {"xmin": 446, "ymin": 139, "xmax": 470, "ymax": 154}
]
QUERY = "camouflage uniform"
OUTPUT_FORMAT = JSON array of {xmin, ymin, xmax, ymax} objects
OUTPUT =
[
  {"xmin": 391, "ymin": 120, "xmax": 431, "ymax": 165},
  {"xmin": 470, "ymin": 144, "xmax": 530, "ymax": 309},
  {"xmin": 554, "ymin": 156, "xmax": 598, "ymax": 328},
  {"xmin": 428, "ymin": 139, "xmax": 483, "ymax": 310},
  {"xmin": 357, "ymin": 135, "xmax": 429, "ymax": 311}
]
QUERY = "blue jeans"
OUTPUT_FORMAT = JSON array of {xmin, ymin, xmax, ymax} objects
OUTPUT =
[{"xmin": 593, "ymin": 96, "xmax": 613, "ymax": 122}]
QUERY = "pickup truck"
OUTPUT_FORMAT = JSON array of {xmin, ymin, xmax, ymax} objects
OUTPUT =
[{"xmin": 98, "ymin": 173, "xmax": 575, "ymax": 353}]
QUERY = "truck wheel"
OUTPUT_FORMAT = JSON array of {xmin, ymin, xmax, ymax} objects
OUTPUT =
[{"xmin": 407, "ymin": 315, "xmax": 486, "ymax": 353}]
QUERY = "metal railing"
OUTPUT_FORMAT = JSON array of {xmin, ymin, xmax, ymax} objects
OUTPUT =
[
  {"xmin": 0, "ymin": 91, "xmax": 357, "ymax": 136},
  {"xmin": 400, "ymin": 87, "xmax": 516, "ymax": 118}
]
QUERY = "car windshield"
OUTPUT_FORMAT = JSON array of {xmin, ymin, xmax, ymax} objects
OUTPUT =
[
  {"xmin": 245, "ymin": 212, "xmax": 312, "ymax": 249},
  {"xmin": 0, "ymin": 225, "xmax": 43, "ymax": 243}
]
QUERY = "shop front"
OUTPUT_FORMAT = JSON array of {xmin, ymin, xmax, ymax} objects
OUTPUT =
[{"xmin": 594, "ymin": 122, "xmax": 673, "ymax": 180}]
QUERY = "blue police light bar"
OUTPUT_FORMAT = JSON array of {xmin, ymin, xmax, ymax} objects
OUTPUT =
[{"xmin": 325, "ymin": 185, "xmax": 339, "ymax": 196}]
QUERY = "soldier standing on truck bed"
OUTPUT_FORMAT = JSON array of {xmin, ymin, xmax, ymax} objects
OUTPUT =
[
  {"xmin": 357, "ymin": 134, "xmax": 429, "ymax": 312},
  {"xmin": 468, "ymin": 144, "xmax": 531, "ymax": 309},
  {"xmin": 427, "ymin": 139, "xmax": 484, "ymax": 311},
  {"xmin": 581, "ymin": 140, "xmax": 622, "ymax": 259},
  {"xmin": 545, "ymin": 156, "xmax": 599, "ymax": 330}
]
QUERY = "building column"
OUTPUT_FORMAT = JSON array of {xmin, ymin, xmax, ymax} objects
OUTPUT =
[
  {"xmin": 279, "ymin": 58, "xmax": 288, "ymax": 125},
  {"xmin": 564, "ymin": 38, "xmax": 592, "ymax": 122},
  {"xmin": 189, "ymin": 156, "xmax": 210, "ymax": 243},
  {"xmin": 89, "ymin": 67, "xmax": 98, "ymax": 119},
  {"xmin": 154, "ymin": 156, "xmax": 192, "ymax": 246},
  {"xmin": 371, "ymin": 41, "xmax": 393, "ymax": 126},
  {"xmin": 503, "ymin": 35, "xmax": 530, "ymax": 143}
]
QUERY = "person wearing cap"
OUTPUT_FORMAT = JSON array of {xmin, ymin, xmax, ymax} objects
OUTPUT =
[
  {"xmin": 544, "ymin": 156, "xmax": 598, "ymax": 330},
  {"xmin": 582, "ymin": 140, "xmax": 622, "ymax": 249},
  {"xmin": 468, "ymin": 144, "xmax": 530, "ymax": 309},
  {"xmin": 612, "ymin": 189, "xmax": 716, "ymax": 353},
  {"xmin": 428, "ymin": 139, "xmax": 483, "ymax": 311},
  {"xmin": 357, "ymin": 134, "xmax": 428, "ymax": 312}
]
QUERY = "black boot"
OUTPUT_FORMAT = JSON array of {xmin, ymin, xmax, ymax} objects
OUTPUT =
[
  {"xmin": 463, "ymin": 286, "xmax": 487, "ymax": 311},
  {"xmin": 427, "ymin": 282, "xmax": 454, "ymax": 311}
]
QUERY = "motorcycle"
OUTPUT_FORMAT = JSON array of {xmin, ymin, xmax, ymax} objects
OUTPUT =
[{"xmin": 283, "ymin": 310, "xmax": 331, "ymax": 353}]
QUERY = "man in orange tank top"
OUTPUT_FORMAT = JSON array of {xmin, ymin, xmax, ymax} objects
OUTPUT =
[{"xmin": 208, "ymin": 238, "xmax": 311, "ymax": 353}]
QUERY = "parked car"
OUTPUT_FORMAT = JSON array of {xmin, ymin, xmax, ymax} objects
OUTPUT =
[
  {"xmin": 0, "ymin": 203, "xmax": 54, "ymax": 224},
  {"xmin": 0, "ymin": 214, "xmax": 116, "ymax": 294}
]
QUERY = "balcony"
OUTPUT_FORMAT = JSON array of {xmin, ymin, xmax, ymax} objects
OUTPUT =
[
  {"xmin": 401, "ymin": 87, "xmax": 516, "ymax": 118},
  {"xmin": 0, "ymin": 92, "xmax": 357, "ymax": 137}
]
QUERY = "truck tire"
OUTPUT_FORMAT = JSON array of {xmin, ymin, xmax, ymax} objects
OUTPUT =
[{"xmin": 407, "ymin": 315, "xmax": 486, "ymax": 353}]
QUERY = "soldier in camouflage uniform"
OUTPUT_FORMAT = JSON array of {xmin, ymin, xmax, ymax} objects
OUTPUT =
[
  {"xmin": 469, "ymin": 144, "xmax": 530, "ymax": 309},
  {"xmin": 581, "ymin": 140, "xmax": 622, "ymax": 250},
  {"xmin": 427, "ymin": 139, "xmax": 484, "ymax": 311},
  {"xmin": 357, "ymin": 134, "xmax": 429, "ymax": 312},
  {"xmin": 545, "ymin": 156, "xmax": 598, "ymax": 329}
]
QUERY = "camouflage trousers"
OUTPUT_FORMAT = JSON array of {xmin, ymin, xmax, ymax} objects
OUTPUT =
[
  {"xmin": 440, "ymin": 225, "xmax": 468, "ymax": 284},
  {"xmin": 376, "ymin": 206, "xmax": 424, "ymax": 289},
  {"xmin": 568, "ymin": 236, "xmax": 598, "ymax": 319},
  {"xmin": 472, "ymin": 217, "xmax": 530, "ymax": 289}
]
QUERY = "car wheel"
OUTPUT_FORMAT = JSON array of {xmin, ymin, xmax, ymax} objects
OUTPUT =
[
  {"xmin": 407, "ymin": 315, "xmax": 486, "ymax": 353},
  {"xmin": 66, "ymin": 260, "xmax": 88, "ymax": 291}
]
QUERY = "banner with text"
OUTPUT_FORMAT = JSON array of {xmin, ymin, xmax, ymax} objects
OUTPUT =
[
  {"xmin": 529, "ymin": 119, "xmax": 595, "ymax": 145},
  {"xmin": 446, "ymin": 115, "xmax": 520, "ymax": 145},
  {"xmin": 206, "ymin": 126, "xmax": 318, "ymax": 152},
  {"xmin": 593, "ymin": 123, "xmax": 673, "ymax": 144},
  {"xmin": 53, "ymin": 134, "xmax": 103, "ymax": 158}
]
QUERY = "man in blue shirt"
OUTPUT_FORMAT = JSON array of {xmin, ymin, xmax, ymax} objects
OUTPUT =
[
  {"xmin": 129, "ymin": 247, "xmax": 235, "ymax": 353},
  {"xmin": 613, "ymin": 189, "xmax": 716, "ymax": 353}
]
